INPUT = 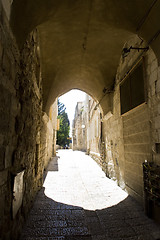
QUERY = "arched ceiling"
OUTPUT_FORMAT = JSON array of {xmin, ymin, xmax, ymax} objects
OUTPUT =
[{"xmin": 10, "ymin": 0, "xmax": 160, "ymax": 115}]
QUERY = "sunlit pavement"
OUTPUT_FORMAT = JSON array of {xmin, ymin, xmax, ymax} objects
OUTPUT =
[{"xmin": 20, "ymin": 150, "xmax": 160, "ymax": 240}]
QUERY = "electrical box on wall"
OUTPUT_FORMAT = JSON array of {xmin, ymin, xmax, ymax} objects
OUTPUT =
[{"xmin": 12, "ymin": 170, "xmax": 25, "ymax": 219}]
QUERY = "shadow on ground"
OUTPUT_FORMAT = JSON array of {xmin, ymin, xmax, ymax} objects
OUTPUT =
[{"xmin": 20, "ymin": 187, "xmax": 160, "ymax": 240}]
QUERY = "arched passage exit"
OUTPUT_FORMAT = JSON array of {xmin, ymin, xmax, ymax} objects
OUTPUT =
[{"xmin": 0, "ymin": 0, "xmax": 160, "ymax": 239}]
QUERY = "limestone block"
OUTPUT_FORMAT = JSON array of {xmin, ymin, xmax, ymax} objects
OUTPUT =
[
  {"xmin": 126, "ymin": 176, "xmax": 143, "ymax": 196},
  {"xmin": 147, "ymin": 50, "xmax": 156, "ymax": 64},
  {"xmin": 123, "ymin": 111, "xmax": 149, "ymax": 129},
  {"xmin": 10, "ymin": 61, "xmax": 16, "ymax": 81},
  {"xmin": 146, "ymin": 64, "xmax": 151, "ymax": 76},
  {"xmin": 149, "ymin": 69, "xmax": 158, "ymax": 85},
  {"xmin": 15, "ymin": 116, "xmax": 24, "ymax": 135},
  {"xmin": 0, "ymin": 133, "xmax": 4, "ymax": 145},
  {"xmin": 2, "ymin": 51, "xmax": 11, "ymax": 76},
  {"xmin": 124, "ymin": 131, "xmax": 150, "ymax": 145},
  {"xmin": 157, "ymin": 103, "xmax": 160, "ymax": 115},
  {"xmin": 122, "ymin": 104, "xmax": 147, "ymax": 121},
  {"xmin": 11, "ymin": 96, "xmax": 20, "ymax": 116},
  {"xmin": 0, "ymin": 84, "xmax": 11, "ymax": 107},
  {"xmin": 0, "ymin": 146, "xmax": 5, "ymax": 170},
  {"xmin": 124, "ymin": 143, "xmax": 150, "ymax": 154},
  {"xmin": 5, "ymin": 145, "xmax": 13, "ymax": 168},
  {"xmin": 1, "ymin": 0, "xmax": 12, "ymax": 19},
  {"xmin": 150, "ymin": 59, "xmax": 158, "ymax": 73},
  {"xmin": 158, "ymin": 66, "xmax": 160, "ymax": 80},
  {"xmin": 125, "ymin": 162, "xmax": 142, "ymax": 176},
  {"xmin": 156, "ymin": 79, "xmax": 160, "ymax": 93},
  {"xmin": 0, "ymin": 169, "xmax": 7, "ymax": 186},
  {"xmin": 124, "ymin": 152, "xmax": 150, "ymax": 165},
  {"xmin": 155, "ymin": 115, "xmax": 160, "ymax": 129},
  {"xmin": 0, "ymin": 113, "xmax": 9, "ymax": 134},
  {"xmin": 158, "ymin": 129, "xmax": 160, "ymax": 142},
  {"xmin": 151, "ymin": 84, "xmax": 156, "ymax": 96},
  {"xmin": 0, "ymin": 194, "xmax": 5, "ymax": 217},
  {"xmin": 0, "ymin": 40, "xmax": 3, "ymax": 61},
  {"xmin": 152, "ymin": 130, "xmax": 159, "ymax": 142}
]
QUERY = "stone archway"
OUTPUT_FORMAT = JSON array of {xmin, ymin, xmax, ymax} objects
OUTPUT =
[
  {"xmin": 10, "ymin": 0, "xmax": 160, "ymax": 116},
  {"xmin": 0, "ymin": 1, "xmax": 160, "ymax": 238}
]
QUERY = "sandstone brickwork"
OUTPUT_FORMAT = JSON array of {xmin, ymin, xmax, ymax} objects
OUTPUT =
[
  {"xmin": 102, "ymin": 35, "xmax": 160, "ymax": 207},
  {"xmin": 0, "ymin": 3, "xmax": 57, "ymax": 239},
  {"xmin": 86, "ymin": 97, "xmax": 102, "ymax": 166},
  {"xmin": 0, "ymin": 2, "xmax": 21, "ymax": 238},
  {"xmin": 1, "ymin": 0, "xmax": 160, "ymax": 236},
  {"xmin": 72, "ymin": 36, "xmax": 160, "ymax": 219},
  {"xmin": 72, "ymin": 102, "xmax": 86, "ymax": 151},
  {"xmin": 42, "ymin": 100, "xmax": 57, "ymax": 170}
]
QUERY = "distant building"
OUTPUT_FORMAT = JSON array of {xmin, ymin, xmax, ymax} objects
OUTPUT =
[
  {"xmin": 72, "ymin": 102, "xmax": 86, "ymax": 151},
  {"xmin": 87, "ymin": 96, "xmax": 102, "ymax": 165},
  {"xmin": 72, "ymin": 95, "xmax": 102, "ymax": 164}
]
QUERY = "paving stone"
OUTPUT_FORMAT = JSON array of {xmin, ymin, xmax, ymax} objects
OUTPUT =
[
  {"xmin": 107, "ymin": 226, "xmax": 136, "ymax": 238},
  {"xmin": 91, "ymin": 235, "xmax": 109, "ymax": 240},
  {"xmin": 22, "ymin": 237, "xmax": 65, "ymax": 240},
  {"xmin": 20, "ymin": 150, "xmax": 160, "ymax": 240},
  {"xmin": 66, "ymin": 220, "xmax": 86, "ymax": 227},
  {"xmin": 26, "ymin": 220, "xmax": 68, "ymax": 228},
  {"xmin": 65, "ymin": 236, "xmax": 92, "ymax": 240}
]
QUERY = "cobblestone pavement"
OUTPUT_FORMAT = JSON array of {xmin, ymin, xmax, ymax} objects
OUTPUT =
[{"xmin": 20, "ymin": 150, "xmax": 160, "ymax": 240}]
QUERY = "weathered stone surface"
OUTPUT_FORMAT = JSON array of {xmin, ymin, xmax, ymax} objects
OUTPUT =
[
  {"xmin": 156, "ymin": 79, "xmax": 160, "ymax": 93},
  {"xmin": 0, "ymin": 146, "xmax": 5, "ymax": 170},
  {"xmin": 5, "ymin": 145, "xmax": 14, "ymax": 168},
  {"xmin": 0, "ymin": 0, "xmax": 160, "ymax": 238},
  {"xmin": 0, "ymin": 3, "xmax": 51, "ymax": 239},
  {"xmin": 20, "ymin": 151, "xmax": 160, "ymax": 240},
  {"xmin": 0, "ymin": 170, "xmax": 7, "ymax": 186},
  {"xmin": 72, "ymin": 101, "xmax": 87, "ymax": 152}
]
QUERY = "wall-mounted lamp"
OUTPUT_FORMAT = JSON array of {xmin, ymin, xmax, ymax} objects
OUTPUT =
[{"xmin": 122, "ymin": 46, "xmax": 149, "ymax": 58}]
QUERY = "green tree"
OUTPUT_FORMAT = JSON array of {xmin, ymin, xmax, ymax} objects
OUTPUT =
[
  {"xmin": 57, "ymin": 100, "xmax": 70, "ymax": 147},
  {"xmin": 58, "ymin": 99, "xmax": 66, "ymax": 115}
]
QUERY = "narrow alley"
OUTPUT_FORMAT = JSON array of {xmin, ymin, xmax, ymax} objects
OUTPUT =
[{"xmin": 20, "ymin": 150, "xmax": 160, "ymax": 240}]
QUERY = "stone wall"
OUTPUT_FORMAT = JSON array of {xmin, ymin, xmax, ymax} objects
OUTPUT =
[
  {"xmin": 0, "ymin": 2, "xmax": 21, "ymax": 238},
  {"xmin": 41, "ymin": 101, "xmax": 57, "ymax": 170},
  {"xmin": 146, "ymin": 48, "xmax": 160, "ymax": 164},
  {"xmin": 102, "ymin": 35, "xmax": 160, "ymax": 205},
  {"xmin": 87, "ymin": 98, "xmax": 102, "ymax": 166},
  {"xmin": 122, "ymin": 104, "xmax": 150, "ymax": 200},
  {"xmin": 12, "ymin": 29, "xmax": 44, "ymax": 239},
  {"xmin": 0, "ymin": 3, "xmax": 56, "ymax": 239},
  {"xmin": 72, "ymin": 102, "xmax": 86, "ymax": 151},
  {"xmin": 49, "ymin": 100, "xmax": 58, "ymax": 157},
  {"xmin": 102, "ymin": 88, "xmax": 125, "ymax": 189},
  {"xmin": 71, "ymin": 35, "xmax": 160, "ymax": 211}
]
